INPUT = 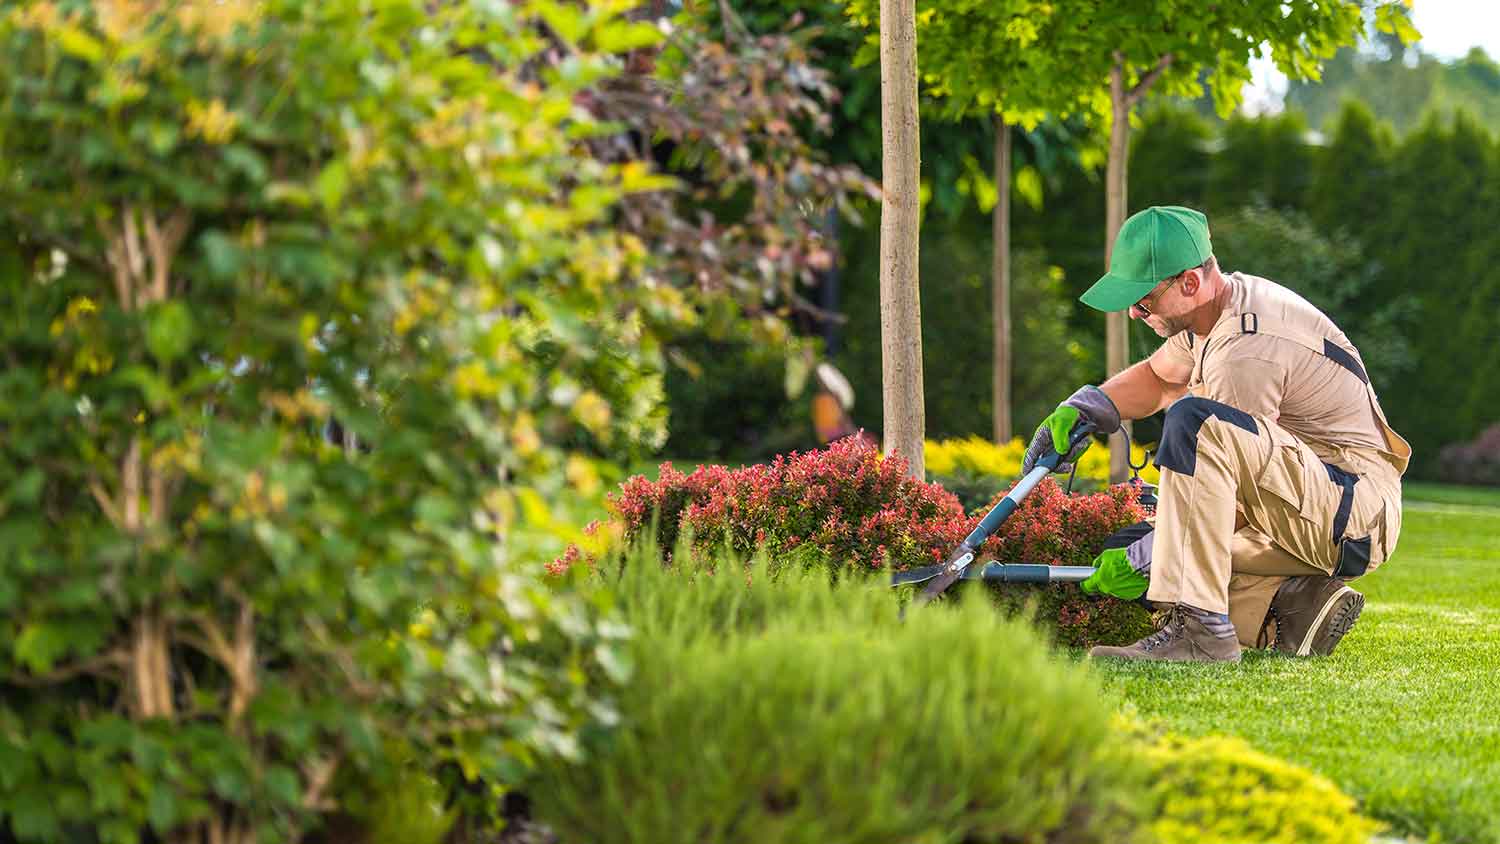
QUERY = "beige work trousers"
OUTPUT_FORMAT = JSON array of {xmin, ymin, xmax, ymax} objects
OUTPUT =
[{"xmin": 1146, "ymin": 398, "xmax": 1403, "ymax": 647}]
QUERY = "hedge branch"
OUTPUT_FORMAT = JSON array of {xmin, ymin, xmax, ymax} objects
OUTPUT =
[{"xmin": 5, "ymin": 648, "xmax": 127, "ymax": 687}]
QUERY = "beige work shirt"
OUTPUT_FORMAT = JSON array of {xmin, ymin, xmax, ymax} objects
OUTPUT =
[{"xmin": 1151, "ymin": 271, "xmax": 1393, "ymax": 472}]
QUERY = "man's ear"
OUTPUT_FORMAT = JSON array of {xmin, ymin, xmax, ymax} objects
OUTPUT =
[{"xmin": 1180, "ymin": 269, "xmax": 1203, "ymax": 296}]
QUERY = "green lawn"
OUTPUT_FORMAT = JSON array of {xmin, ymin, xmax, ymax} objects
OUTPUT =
[{"xmin": 1092, "ymin": 484, "xmax": 1500, "ymax": 843}]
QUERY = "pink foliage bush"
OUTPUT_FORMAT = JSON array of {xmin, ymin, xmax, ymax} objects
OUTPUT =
[
  {"xmin": 554, "ymin": 435, "xmax": 1147, "ymax": 574},
  {"xmin": 586, "ymin": 435, "xmax": 969, "ymax": 573},
  {"xmin": 1438, "ymin": 422, "xmax": 1500, "ymax": 486},
  {"xmin": 551, "ymin": 436, "xmax": 1156, "ymax": 646}
]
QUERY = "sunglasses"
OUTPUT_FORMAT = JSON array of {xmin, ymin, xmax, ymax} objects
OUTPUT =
[{"xmin": 1132, "ymin": 274, "xmax": 1180, "ymax": 316}]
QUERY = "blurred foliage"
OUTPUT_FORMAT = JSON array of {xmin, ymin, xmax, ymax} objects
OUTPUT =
[
  {"xmin": 1211, "ymin": 111, "xmax": 1317, "ymax": 211},
  {"xmin": 534, "ymin": 554, "xmax": 1150, "ymax": 843},
  {"xmin": 593, "ymin": 2, "xmax": 876, "ymax": 322},
  {"xmin": 838, "ymin": 236, "xmax": 1093, "ymax": 442},
  {"xmin": 1209, "ymin": 204, "xmax": 1419, "ymax": 395},
  {"xmin": 1288, "ymin": 38, "xmax": 1500, "ymax": 137},
  {"xmin": 659, "ymin": 303, "xmax": 818, "ymax": 462},
  {"xmin": 927, "ymin": 435, "xmax": 1159, "ymax": 512},
  {"xmin": 0, "ymin": 0, "xmax": 814, "ymax": 839},
  {"xmin": 1437, "ymin": 423, "xmax": 1500, "ymax": 486}
]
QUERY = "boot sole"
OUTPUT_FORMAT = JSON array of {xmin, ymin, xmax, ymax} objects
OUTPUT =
[{"xmin": 1294, "ymin": 586, "xmax": 1364, "ymax": 657}]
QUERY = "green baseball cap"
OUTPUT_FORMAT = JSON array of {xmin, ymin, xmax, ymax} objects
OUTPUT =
[{"xmin": 1079, "ymin": 205, "xmax": 1213, "ymax": 312}]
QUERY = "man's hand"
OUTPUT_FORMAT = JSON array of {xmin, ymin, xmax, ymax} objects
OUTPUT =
[
  {"xmin": 1021, "ymin": 385, "xmax": 1122, "ymax": 475},
  {"xmin": 1080, "ymin": 546, "xmax": 1148, "ymax": 601}
]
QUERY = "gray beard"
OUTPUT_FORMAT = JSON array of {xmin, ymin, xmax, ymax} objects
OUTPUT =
[{"xmin": 1158, "ymin": 315, "xmax": 1192, "ymax": 337}]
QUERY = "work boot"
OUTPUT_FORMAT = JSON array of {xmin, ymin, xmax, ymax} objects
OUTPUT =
[
  {"xmin": 1262, "ymin": 576, "xmax": 1364, "ymax": 657},
  {"xmin": 1089, "ymin": 606, "xmax": 1242, "ymax": 663}
]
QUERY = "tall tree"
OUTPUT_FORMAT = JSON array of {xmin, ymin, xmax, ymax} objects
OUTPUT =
[
  {"xmin": 878, "ymin": 0, "xmax": 925, "ymax": 477},
  {"xmin": 845, "ymin": 0, "xmax": 1102, "ymax": 445},
  {"xmin": 1074, "ymin": 0, "xmax": 1417, "ymax": 480}
]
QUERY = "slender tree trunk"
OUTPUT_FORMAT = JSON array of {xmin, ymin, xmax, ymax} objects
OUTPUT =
[
  {"xmin": 991, "ymin": 114, "xmax": 1012, "ymax": 443},
  {"xmin": 1105, "ymin": 60, "xmax": 1132, "ymax": 484},
  {"xmin": 878, "ymin": 0, "xmax": 924, "ymax": 479}
]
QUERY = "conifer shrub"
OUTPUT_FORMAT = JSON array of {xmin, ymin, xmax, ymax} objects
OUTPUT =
[
  {"xmin": 1138, "ymin": 730, "xmax": 1382, "ymax": 844},
  {"xmin": 531, "ymin": 555, "xmax": 1150, "ymax": 844}
]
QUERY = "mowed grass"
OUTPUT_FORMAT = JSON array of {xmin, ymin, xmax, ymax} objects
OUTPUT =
[{"xmin": 1091, "ymin": 484, "xmax": 1500, "ymax": 843}]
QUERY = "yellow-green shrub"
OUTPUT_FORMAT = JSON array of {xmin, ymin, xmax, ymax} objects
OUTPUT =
[
  {"xmin": 1141, "ymin": 732, "xmax": 1382, "ymax": 844},
  {"xmin": 926, "ymin": 436, "xmax": 1161, "ymax": 486}
]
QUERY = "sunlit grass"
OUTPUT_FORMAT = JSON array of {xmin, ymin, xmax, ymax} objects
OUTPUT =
[{"xmin": 1091, "ymin": 484, "xmax": 1500, "ymax": 843}]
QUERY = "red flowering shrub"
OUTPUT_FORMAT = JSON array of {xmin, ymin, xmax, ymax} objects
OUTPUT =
[
  {"xmin": 596, "ymin": 435, "xmax": 971, "ymax": 573},
  {"xmin": 554, "ymin": 436, "xmax": 1159, "ymax": 647},
  {"xmin": 978, "ymin": 476, "xmax": 1147, "ymax": 565},
  {"xmin": 971, "ymin": 477, "xmax": 1156, "ymax": 648}
]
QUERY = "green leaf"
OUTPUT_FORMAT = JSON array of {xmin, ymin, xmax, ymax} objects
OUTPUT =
[
  {"xmin": 115, "ymin": 365, "xmax": 174, "ymax": 411},
  {"xmin": 264, "ymin": 765, "xmax": 300, "ymax": 807},
  {"xmin": 198, "ymin": 230, "xmax": 243, "ymax": 279},
  {"xmin": 9, "ymin": 793, "xmax": 61, "ymax": 840},
  {"xmin": 7, "ymin": 467, "xmax": 43, "ymax": 506},
  {"xmin": 146, "ymin": 301, "xmax": 195, "ymax": 365},
  {"xmin": 147, "ymin": 785, "xmax": 178, "ymax": 833},
  {"xmin": 592, "ymin": 20, "xmax": 662, "ymax": 53},
  {"xmin": 13, "ymin": 622, "xmax": 67, "ymax": 673},
  {"xmin": 315, "ymin": 159, "xmax": 350, "ymax": 212},
  {"xmin": 1014, "ymin": 165, "xmax": 1044, "ymax": 211},
  {"xmin": 55, "ymin": 26, "xmax": 106, "ymax": 63},
  {"xmin": 533, "ymin": 0, "xmax": 588, "ymax": 46}
]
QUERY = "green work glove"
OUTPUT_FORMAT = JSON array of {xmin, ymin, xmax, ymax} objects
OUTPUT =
[
  {"xmin": 1080, "ymin": 546, "xmax": 1149, "ymax": 601},
  {"xmin": 1021, "ymin": 385, "xmax": 1122, "ymax": 475}
]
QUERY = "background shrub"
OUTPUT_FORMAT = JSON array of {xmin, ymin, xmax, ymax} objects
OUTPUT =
[
  {"xmin": 926, "ymin": 435, "xmax": 1160, "ymax": 511},
  {"xmin": 1437, "ymin": 422, "xmax": 1500, "ymax": 485},
  {"xmin": 659, "ymin": 303, "xmax": 819, "ymax": 463},
  {"xmin": 531, "ymin": 555, "xmax": 1150, "ymax": 844}
]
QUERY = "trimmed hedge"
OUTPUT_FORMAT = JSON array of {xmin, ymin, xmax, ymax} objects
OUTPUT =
[{"xmin": 532, "ymin": 555, "xmax": 1149, "ymax": 843}]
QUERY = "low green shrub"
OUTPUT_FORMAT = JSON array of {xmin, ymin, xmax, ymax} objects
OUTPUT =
[
  {"xmin": 1139, "ymin": 731, "xmax": 1383, "ymax": 844},
  {"xmin": 531, "ymin": 550, "xmax": 1151, "ymax": 844}
]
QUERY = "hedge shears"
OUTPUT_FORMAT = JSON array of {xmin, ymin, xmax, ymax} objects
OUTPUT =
[{"xmin": 902, "ymin": 426, "xmax": 1095, "ymax": 605}]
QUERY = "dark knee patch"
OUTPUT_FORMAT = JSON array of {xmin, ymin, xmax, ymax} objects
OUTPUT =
[
  {"xmin": 1101, "ymin": 520, "xmax": 1153, "ymax": 550},
  {"xmin": 1154, "ymin": 397, "xmax": 1258, "ymax": 476}
]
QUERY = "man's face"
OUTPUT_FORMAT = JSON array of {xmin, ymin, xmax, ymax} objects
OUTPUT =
[{"xmin": 1128, "ymin": 270, "xmax": 1193, "ymax": 337}]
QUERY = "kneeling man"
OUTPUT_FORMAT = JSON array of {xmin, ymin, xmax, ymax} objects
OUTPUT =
[{"xmin": 1023, "ymin": 206, "xmax": 1410, "ymax": 662}]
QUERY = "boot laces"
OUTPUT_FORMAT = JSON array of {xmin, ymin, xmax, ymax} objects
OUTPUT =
[
  {"xmin": 1256, "ymin": 608, "xmax": 1279, "ymax": 650},
  {"xmin": 1141, "ymin": 608, "xmax": 1186, "ymax": 652}
]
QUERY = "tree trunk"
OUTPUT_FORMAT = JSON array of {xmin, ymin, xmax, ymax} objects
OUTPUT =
[
  {"xmin": 1105, "ymin": 60, "xmax": 1132, "ymax": 484},
  {"xmin": 878, "ymin": 0, "xmax": 924, "ymax": 479},
  {"xmin": 991, "ymin": 114, "xmax": 1012, "ymax": 444}
]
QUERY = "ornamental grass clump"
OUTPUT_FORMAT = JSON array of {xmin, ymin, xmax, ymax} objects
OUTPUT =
[{"xmin": 531, "ymin": 552, "xmax": 1151, "ymax": 843}]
